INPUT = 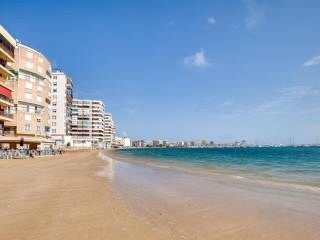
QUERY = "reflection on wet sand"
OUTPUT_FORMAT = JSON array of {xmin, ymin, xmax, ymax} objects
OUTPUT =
[{"xmin": 100, "ymin": 151, "xmax": 320, "ymax": 240}]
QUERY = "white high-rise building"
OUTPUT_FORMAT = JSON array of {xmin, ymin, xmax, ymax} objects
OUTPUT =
[
  {"xmin": 51, "ymin": 69, "xmax": 73, "ymax": 146},
  {"xmin": 103, "ymin": 112, "xmax": 115, "ymax": 148},
  {"xmin": 70, "ymin": 99, "xmax": 105, "ymax": 148}
]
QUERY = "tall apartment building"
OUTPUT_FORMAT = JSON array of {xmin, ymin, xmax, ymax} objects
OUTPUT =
[
  {"xmin": 70, "ymin": 99, "xmax": 105, "ymax": 148},
  {"xmin": 103, "ymin": 112, "xmax": 115, "ymax": 148},
  {"xmin": 0, "ymin": 25, "xmax": 15, "ymax": 147},
  {"xmin": 51, "ymin": 69, "xmax": 73, "ymax": 145},
  {"xmin": 4, "ymin": 41, "xmax": 53, "ymax": 149}
]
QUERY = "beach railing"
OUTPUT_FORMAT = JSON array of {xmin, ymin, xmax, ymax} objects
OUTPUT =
[{"xmin": 0, "ymin": 149, "xmax": 63, "ymax": 159}]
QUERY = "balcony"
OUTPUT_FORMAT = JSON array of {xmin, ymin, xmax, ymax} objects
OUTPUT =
[
  {"xmin": 0, "ymin": 40, "xmax": 15, "ymax": 62},
  {"xmin": 0, "ymin": 93, "xmax": 13, "ymax": 106},
  {"xmin": 0, "ymin": 111, "xmax": 13, "ymax": 121},
  {"xmin": 0, "ymin": 64, "xmax": 14, "ymax": 78}
]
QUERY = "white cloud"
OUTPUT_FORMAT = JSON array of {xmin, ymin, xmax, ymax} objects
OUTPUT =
[
  {"xmin": 221, "ymin": 100, "xmax": 233, "ymax": 107},
  {"xmin": 183, "ymin": 49, "xmax": 211, "ymax": 68},
  {"xmin": 302, "ymin": 55, "xmax": 320, "ymax": 67},
  {"xmin": 243, "ymin": 0, "xmax": 265, "ymax": 30},
  {"xmin": 220, "ymin": 85, "xmax": 320, "ymax": 119},
  {"xmin": 207, "ymin": 16, "xmax": 216, "ymax": 25}
]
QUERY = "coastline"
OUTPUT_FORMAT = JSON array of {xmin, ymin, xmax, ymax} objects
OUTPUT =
[
  {"xmin": 109, "ymin": 148, "xmax": 320, "ymax": 192},
  {"xmin": 105, "ymin": 150, "xmax": 320, "ymax": 240},
  {"xmin": 1, "ymin": 150, "xmax": 319, "ymax": 240}
]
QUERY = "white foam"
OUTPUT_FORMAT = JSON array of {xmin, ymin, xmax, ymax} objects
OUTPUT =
[{"xmin": 96, "ymin": 152, "xmax": 116, "ymax": 180}]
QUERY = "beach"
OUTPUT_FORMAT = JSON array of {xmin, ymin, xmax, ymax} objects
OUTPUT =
[
  {"xmin": 0, "ymin": 150, "xmax": 319, "ymax": 240},
  {"xmin": 0, "ymin": 151, "xmax": 169, "ymax": 240}
]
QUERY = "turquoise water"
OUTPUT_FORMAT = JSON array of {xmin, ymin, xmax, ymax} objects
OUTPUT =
[{"xmin": 113, "ymin": 147, "xmax": 320, "ymax": 188}]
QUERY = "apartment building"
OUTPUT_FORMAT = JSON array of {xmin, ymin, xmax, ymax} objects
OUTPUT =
[
  {"xmin": 51, "ymin": 69, "xmax": 73, "ymax": 146},
  {"xmin": 4, "ymin": 42, "xmax": 53, "ymax": 149},
  {"xmin": 103, "ymin": 112, "xmax": 115, "ymax": 148},
  {"xmin": 0, "ymin": 25, "xmax": 15, "ymax": 146},
  {"xmin": 70, "ymin": 99, "xmax": 105, "ymax": 148}
]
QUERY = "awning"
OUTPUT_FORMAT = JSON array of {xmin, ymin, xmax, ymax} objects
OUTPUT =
[{"xmin": 0, "ymin": 84, "xmax": 12, "ymax": 98}]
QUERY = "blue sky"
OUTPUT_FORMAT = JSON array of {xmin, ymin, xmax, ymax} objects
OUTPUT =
[{"xmin": 2, "ymin": 0, "xmax": 320, "ymax": 144}]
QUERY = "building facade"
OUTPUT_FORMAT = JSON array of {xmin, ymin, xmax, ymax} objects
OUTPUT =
[
  {"xmin": 103, "ymin": 112, "xmax": 115, "ymax": 148},
  {"xmin": 0, "ymin": 25, "xmax": 15, "ymax": 145},
  {"xmin": 70, "ymin": 99, "xmax": 105, "ymax": 148},
  {"xmin": 51, "ymin": 69, "xmax": 73, "ymax": 146},
  {"xmin": 0, "ymin": 26, "xmax": 53, "ymax": 149},
  {"xmin": 5, "ymin": 43, "xmax": 53, "ymax": 149}
]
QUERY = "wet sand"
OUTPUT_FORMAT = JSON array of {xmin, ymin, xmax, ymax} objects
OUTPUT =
[
  {"xmin": 1, "ymin": 150, "xmax": 319, "ymax": 240},
  {"xmin": 106, "ymin": 151, "xmax": 320, "ymax": 240}
]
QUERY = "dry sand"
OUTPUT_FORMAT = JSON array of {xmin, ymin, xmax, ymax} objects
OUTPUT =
[{"xmin": 0, "ymin": 151, "xmax": 169, "ymax": 240}]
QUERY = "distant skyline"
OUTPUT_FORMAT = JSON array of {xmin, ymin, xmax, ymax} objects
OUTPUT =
[{"xmin": 3, "ymin": 0, "xmax": 320, "ymax": 144}]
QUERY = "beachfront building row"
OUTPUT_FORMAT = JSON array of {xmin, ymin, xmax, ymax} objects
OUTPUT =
[{"xmin": 0, "ymin": 25, "xmax": 117, "ymax": 149}]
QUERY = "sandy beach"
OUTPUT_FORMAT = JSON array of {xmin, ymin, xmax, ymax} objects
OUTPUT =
[
  {"xmin": 1, "ymin": 150, "xmax": 319, "ymax": 240},
  {"xmin": 0, "ymin": 151, "xmax": 169, "ymax": 240}
]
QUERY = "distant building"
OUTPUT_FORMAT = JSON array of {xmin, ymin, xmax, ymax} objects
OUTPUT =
[
  {"xmin": 153, "ymin": 140, "xmax": 165, "ymax": 147},
  {"xmin": 132, "ymin": 140, "xmax": 145, "ymax": 148},
  {"xmin": 122, "ymin": 137, "xmax": 131, "ymax": 147}
]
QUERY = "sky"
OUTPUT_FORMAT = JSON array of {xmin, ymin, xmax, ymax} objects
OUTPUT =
[{"xmin": 2, "ymin": 0, "xmax": 320, "ymax": 144}]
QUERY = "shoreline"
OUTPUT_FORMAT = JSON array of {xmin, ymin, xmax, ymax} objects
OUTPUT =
[
  {"xmin": 104, "ymin": 150, "xmax": 320, "ymax": 240},
  {"xmin": 1, "ymin": 150, "xmax": 319, "ymax": 239},
  {"xmin": 108, "ymin": 149, "xmax": 320, "ymax": 192}
]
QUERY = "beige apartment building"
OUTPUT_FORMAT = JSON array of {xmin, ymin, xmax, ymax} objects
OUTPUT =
[
  {"xmin": 0, "ymin": 25, "xmax": 15, "ymax": 147},
  {"xmin": 4, "ymin": 41, "xmax": 53, "ymax": 149}
]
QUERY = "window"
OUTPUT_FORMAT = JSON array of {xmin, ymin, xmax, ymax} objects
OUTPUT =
[
  {"xmin": 52, "ymin": 122, "xmax": 56, "ymax": 126},
  {"xmin": 25, "ymin": 93, "xmax": 32, "ymax": 100},
  {"xmin": 52, "ymin": 129, "xmax": 56, "ymax": 133},
  {"xmin": 52, "ymin": 116, "xmax": 56, "ymax": 120},
  {"xmin": 25, "ymin": 114, "xmax": 31, "ymax": 121},
  {"xmin": 36, "ymin": 126, "xmax": 41, "ymax": 132},
  {"xmin": 25, "ymin": 82, "xmax": 33, "ymax": 89},
  {"xmin": 25, "ymin": 124, "xmax": 31, "ymax": 131},
  {"xmin": 36, "ymin": 96, "xmax": 42, "ymax": 103},
  {"xmin": 25, "ymin": 62, "xmax": 33, "ymax": 69}
]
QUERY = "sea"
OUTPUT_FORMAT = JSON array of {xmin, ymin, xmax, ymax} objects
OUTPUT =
[{"xmin": 112, "ymin": 146, "xmax": 320, "ymax": 190}]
